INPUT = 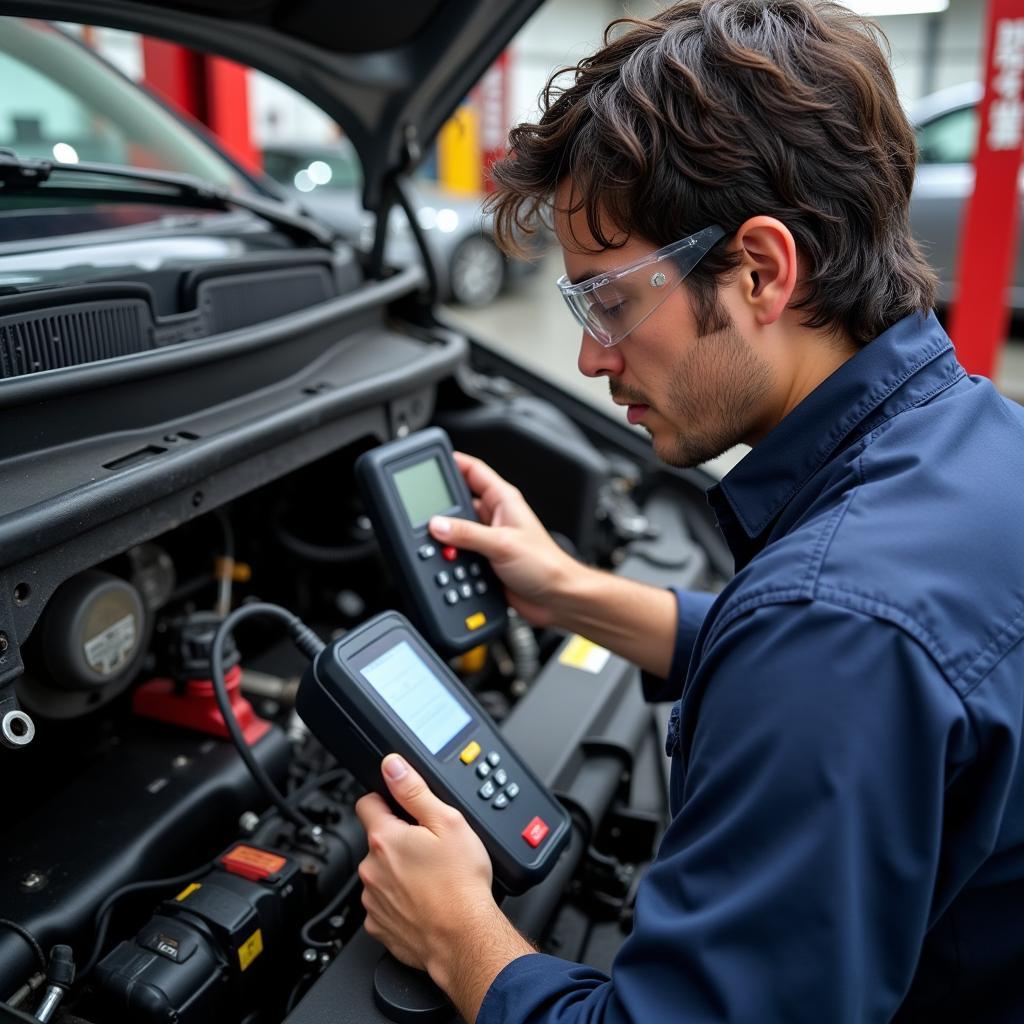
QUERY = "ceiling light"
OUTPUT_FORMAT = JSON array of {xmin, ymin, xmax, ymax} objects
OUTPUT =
[{"xmin": 842, "ymin": 0, "xmax": 948, "ymax": 15}]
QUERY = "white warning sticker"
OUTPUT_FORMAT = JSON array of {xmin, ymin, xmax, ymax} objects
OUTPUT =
[{"xmin": 84, "ymin": 614, "xmax": 136, "ymax": 675}]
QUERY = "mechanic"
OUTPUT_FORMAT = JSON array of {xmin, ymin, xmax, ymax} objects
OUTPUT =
[{"xmin": 354, "ymin": 2, "xmax": 1024, "ymax": 1021}]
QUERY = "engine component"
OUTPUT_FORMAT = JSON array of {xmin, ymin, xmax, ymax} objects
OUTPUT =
[
  {"xmin": 0, "ymin": 724, "xmax": 292, "ymax": 994},
  {"xmin": 32, "ymin": 945, "xmax": 73, "ymax": 1024},
  {"xmin": 135, "ymin": 612, "xmax": 270, "ymax": 744},
  {"xmin": 40, "ymin": 571, "xmax": 146, "ymax": 689},
  {"xmin": 93, "ymin": 845, "xmax": 304, "ymax": 1024},
  {"xmin": 17, "ymin": 570, "xmax": 150, "ymax": 719}
]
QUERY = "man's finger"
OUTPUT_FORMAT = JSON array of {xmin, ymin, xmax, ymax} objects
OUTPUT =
[
  {"xmin": 380, "ymin": 754, "xmax": 459, "ymax": 832},
  {"xmin": 452, "ymin": 451, "xmax": 511, "ymax": 498},
  {"xmin": 355, "ymin": 791, "xmax": 398, "ymax": 833}
]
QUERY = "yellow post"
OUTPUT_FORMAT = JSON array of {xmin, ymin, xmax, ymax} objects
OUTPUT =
[{"xmin": 438, "ymin": 105, "xmax": 482, "ymax": 195}]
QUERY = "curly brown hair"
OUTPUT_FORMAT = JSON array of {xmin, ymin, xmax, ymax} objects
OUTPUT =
[{"xmin": 488, "ymin": 0, "xmax": 937, "ymax": 346}]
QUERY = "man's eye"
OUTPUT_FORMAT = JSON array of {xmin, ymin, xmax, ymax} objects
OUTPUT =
[{"xmin": 598, "ymin": 300, "xmax": 626, "ymax": 320}]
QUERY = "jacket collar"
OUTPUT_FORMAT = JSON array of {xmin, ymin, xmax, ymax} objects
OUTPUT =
[{"xmin": 707, "ymin": 311, "xmax": 964, "ymax": 559}]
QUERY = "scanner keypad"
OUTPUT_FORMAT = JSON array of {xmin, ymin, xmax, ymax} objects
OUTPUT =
[{"xmin": 461, "ymin": 745, "xmax": 521, "ymax": 813}]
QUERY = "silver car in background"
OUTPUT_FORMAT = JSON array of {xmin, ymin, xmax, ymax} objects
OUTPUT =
[{"xmin": 263, "ymin": 140, "xmax": 545, "ymax": 307}]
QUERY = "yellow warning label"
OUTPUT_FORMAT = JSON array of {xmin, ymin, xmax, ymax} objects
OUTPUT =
[
  {"xmin": 238, "ymin": 929, "xmax": 264, "ymax": 972},
  {"xmin": 465, "ymin": 612, "xmax": 487, "ymax": 632},
  {"xmin": 557, "ymin": 635, "xmax": 611, "ymax": 674},
  {"xmin": 174, "ymin": 882, "xmax": 201, "ymax": 902}
]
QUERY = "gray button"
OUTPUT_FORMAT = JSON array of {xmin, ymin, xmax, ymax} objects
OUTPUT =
[
  {"xmin": 459, "ymin": 583, "xmax": 473, "ymax": 599},
  {"xmin": 435, "ymin": 571, "xmax": 451, "ymax": 587},
  {"xmin": 493, "ymin": 793, "xmax": 509, "ymax": 810},
  {"xmin": 478, "ymin": 780, "xmax": 496, "ymax": 799},
  {"xmin": 444, "ymin": 589, "xmax": 459, "ymax": 605},
  {"xmin": 486, "ymin": 751, "xmax": 500, "ymax": 767},
  {"xmin": 469, "ymin": 562, "xmax": 482, "ymax": 577},
  {"xmin": 474, "ymin": 581, "xmax": 488, "ymax": 595},
  {"xmin": 493, "ymin": 768, "xmax": 507, "ymax": 787},
  {"xmin": 418, "ymin": 544, "xmax": 436, "ymax": 560},
  {"xmin": 504, "ymin": 782, "xmax": 519, "ymax": 800},
  {"xmin": 453, "ymin": 565, "xmax": 468, "ymax": 581},
  {"xmin": 475, "ymin": 762, "xmax": 491, "ymax": 778}
]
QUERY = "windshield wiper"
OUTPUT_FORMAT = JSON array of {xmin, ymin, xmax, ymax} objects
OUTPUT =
[{"xmin": 0, "ymin": 149, "xmax": 337, "ymax": 248}]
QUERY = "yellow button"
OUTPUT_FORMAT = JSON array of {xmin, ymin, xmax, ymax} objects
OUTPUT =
[
  {"xmin": 465, "ymin": 612, "xmax": 487, "ymax": 631},
  {"xmin": 459, "ymin": 740, "xmax": 481, "ymax": 765}
]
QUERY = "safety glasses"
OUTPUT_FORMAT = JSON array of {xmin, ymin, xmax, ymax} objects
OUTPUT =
[{"xmin": 556, "ymin": 225, "xmax": 727, "ymax": 347}]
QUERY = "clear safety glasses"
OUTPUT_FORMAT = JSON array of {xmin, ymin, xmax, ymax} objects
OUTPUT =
[{"xmin": 556, "ymin": 224, "xmax": 727, "ymax": 347}]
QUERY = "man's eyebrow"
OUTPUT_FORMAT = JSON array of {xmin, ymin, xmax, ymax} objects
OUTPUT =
[{"xmin": 569, "ymin": 268, "xmax": 601, "ymax": 285}]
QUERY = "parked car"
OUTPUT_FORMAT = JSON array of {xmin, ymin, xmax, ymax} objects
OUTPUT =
[
  {"xmin": 909, "ymin": 81, "xmax": 1024, "ymax": 313},
  {"xmin": 263, "ymin": 140, "xmax": 545, "ymax": 307},
  {"xmin": 0, "ymin": 10, "xmax": 728, "ymax": 1024}
]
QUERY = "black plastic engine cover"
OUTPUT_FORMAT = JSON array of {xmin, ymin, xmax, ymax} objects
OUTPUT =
[{"xmin": 0, "ymin": 722, "xmax": 291, "ymax": 991}]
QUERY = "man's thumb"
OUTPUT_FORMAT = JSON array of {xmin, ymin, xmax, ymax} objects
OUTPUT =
[{"xmin": 381, "ymin": 754, "xmax": 450, "ymax": 830}]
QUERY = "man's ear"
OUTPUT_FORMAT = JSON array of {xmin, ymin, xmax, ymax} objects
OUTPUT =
[{"xmin": 732, "ymin": 217, "xmax": 798, "ymax": 326}]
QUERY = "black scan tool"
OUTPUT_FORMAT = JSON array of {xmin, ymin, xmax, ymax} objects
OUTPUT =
[
  {"xmin": 296, "ymin": 610, "xmax": 571, "ymax": 895},
  {"xmin": 356, "ymin": 427, "xmax": 507, "ymax": 655}
]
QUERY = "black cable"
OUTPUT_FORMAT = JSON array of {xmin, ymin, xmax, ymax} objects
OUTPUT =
[
  {"xmin": 211, "ymin": 603, "xmax": 325, "ymax": 833},
  {"xmin": 299, "ymin": 873, "xmax": 362, "ymax": 950},
  {"xmin": 0, "ymin": 919, "xmax": 46, "ymax": 975},
  {"xmin": 80, "ymin": 860, "xmax": 216, "ymax": 979}
]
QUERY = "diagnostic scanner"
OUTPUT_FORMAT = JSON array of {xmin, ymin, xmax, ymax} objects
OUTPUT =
[
  {"xmin": 296, "ymin": 610, "xmax": 571, "ymax": 895},
  {"xmin": 355, "ymin": 428, "xmax": 507, "ymax": 655}
]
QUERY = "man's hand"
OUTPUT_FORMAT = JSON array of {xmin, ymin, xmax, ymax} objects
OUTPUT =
[
  {"xmin": 429, "ymin": 452, "xmax": 578, "ymax": 626},
  {"xmin": 354, "ymin": 755, "xmax": 535, "ymax": 1021}
]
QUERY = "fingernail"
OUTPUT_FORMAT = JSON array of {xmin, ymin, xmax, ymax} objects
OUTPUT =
[
  {"xmin": 383, "ymin": 754, "xmax": 408, "ymax": 781},
  {"xmin": 431, "ymin": 516, "xmax": 451, "ymax": 536}
]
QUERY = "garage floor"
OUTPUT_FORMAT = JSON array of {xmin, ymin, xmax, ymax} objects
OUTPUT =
[{"xmin": 444, "ymin": 250, "xmax": 1024, "ymax": 477}]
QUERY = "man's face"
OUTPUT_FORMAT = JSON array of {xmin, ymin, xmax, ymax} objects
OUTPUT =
[{"xmin": 554, "ymin": 189, "xmax": 773, "ymax": 469}]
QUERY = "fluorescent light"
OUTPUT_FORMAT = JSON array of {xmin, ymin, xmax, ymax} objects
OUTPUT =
[{"xmin": 842, "ymin": 0, "xmax": 948, "ymax": 14}]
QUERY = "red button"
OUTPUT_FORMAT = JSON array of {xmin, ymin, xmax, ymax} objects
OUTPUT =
[
  {"xmin": 521, "ymin": 816, "xmax": 549, "ymax": 848},
  {"xmin": 442, "ymin": 546, "xmax": 458, "ymax": 562}
]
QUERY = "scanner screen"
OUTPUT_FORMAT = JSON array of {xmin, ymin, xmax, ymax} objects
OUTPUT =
[
  {"xmin": 361, "ymin": 640, "xmax": 471, "ymax": 754},
  {"xmin": 393, "ymin": 457, "xmax": 454, "ymax": 527}
]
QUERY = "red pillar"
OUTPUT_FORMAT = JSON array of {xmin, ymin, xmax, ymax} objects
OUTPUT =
[
  {"xmin": 141, "ymin": 39, "xmax": 260, "ymax": 174},
  {"xmin": 948, "ymin": 1, "xmax": 1024, "ymax": 376}
]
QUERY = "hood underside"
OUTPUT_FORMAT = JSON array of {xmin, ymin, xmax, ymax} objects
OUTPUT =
[{"xmin": 0, "ymin": 0, "xmax": 545, "ymax": 208}]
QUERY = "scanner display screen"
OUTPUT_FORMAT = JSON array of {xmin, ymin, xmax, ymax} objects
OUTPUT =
[
  {"xmin": 393, "ymin": 457, "xmax": 454, "ymax": 527},
  {"xmin": 360, "ymin": 640, "xmax": 472, "ymax": 754}
]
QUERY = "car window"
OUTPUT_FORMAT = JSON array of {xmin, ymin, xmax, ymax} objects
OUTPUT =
[
  {"xmin": 262, "ymin": 145, "xmax": 362, "ymax": 193},
  {"xmin": 916, "ymin": 105, "xmax": 978, "ymax": 165},
  {"xmin": 0, "ymin": 18, "xmax": 246, "ymax": 189}
]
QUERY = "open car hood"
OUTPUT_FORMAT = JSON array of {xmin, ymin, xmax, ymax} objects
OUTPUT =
[{"xmin": 0, "ymin": 0, "xmax": 544, "ymax": 208}]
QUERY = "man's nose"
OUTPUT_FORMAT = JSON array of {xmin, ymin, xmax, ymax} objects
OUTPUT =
[{"xmin": 577, "ymin": 331, "xmax": 625, "ymax": 378}]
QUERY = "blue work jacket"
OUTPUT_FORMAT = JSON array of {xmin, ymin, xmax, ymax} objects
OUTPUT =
[{"xmin": 479, "ymin": 311, "xmax": 1024, "ymax": 1023}]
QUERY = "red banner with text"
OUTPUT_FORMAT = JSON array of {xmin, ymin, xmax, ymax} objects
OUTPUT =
[{"xmin": 949, "ymin": 0, "xmax": 1024, "ymax": 376}]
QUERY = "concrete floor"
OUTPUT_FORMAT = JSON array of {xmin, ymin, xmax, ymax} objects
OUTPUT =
[{"xmin": 444, "ymin": 250, "xmax": 1024, "ymax": 478}]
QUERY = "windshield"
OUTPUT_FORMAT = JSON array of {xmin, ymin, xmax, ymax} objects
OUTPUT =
[{"xmin": 0, "ymin": 18, "xmax": 247, "ymax": 191}]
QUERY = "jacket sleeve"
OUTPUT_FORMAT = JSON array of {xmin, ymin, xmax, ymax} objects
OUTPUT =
[
  {"xmin": 478, "ymin": 600, "xmax": 969, "ymax": 1024},
  {"xmin": 639, "ymin": 587, "xmax": 717, "ymax": 703}
]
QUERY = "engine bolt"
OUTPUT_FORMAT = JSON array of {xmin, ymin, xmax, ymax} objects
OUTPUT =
[
  {"xmin": 21, "ymin": 871, "xmax": 45, "ymax": 890},
  {"xmin": 302, "ymin": 949, "xmax": 318, "ymax": 963},
  {"xmin": 239, "ymin": 811, "xmax": 260, "ymax": 834},
  {"xmin": 172, "ymin": 755, "xmax": 190, "ymax": 769},
  {"xmin": 0, "ymin": 633, "xmax": 8, "ymax": 653}
]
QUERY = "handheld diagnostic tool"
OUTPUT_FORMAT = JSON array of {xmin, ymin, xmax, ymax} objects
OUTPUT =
[
  {"xmin": 296, "ymin": 610, "xmax": 571, "ymax": 895},
  {"xmin": 355, "ymin": 427, "xmax": 507, "ymax": 655}
]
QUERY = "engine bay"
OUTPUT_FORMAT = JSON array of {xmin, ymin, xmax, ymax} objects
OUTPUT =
[{"xmin": 0, "ymin": 243, "xmax": 729, "ymax": 1022}]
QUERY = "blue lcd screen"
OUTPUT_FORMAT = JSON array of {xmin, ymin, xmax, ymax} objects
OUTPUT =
[{"xmin": 360, "ymin": 640, "xmax": 472, "ymax": 755}]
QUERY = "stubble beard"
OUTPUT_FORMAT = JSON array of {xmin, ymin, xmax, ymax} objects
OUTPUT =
[{"xmin": 610, "ymin": 314, "xmax": 773, "ymax": 470}]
